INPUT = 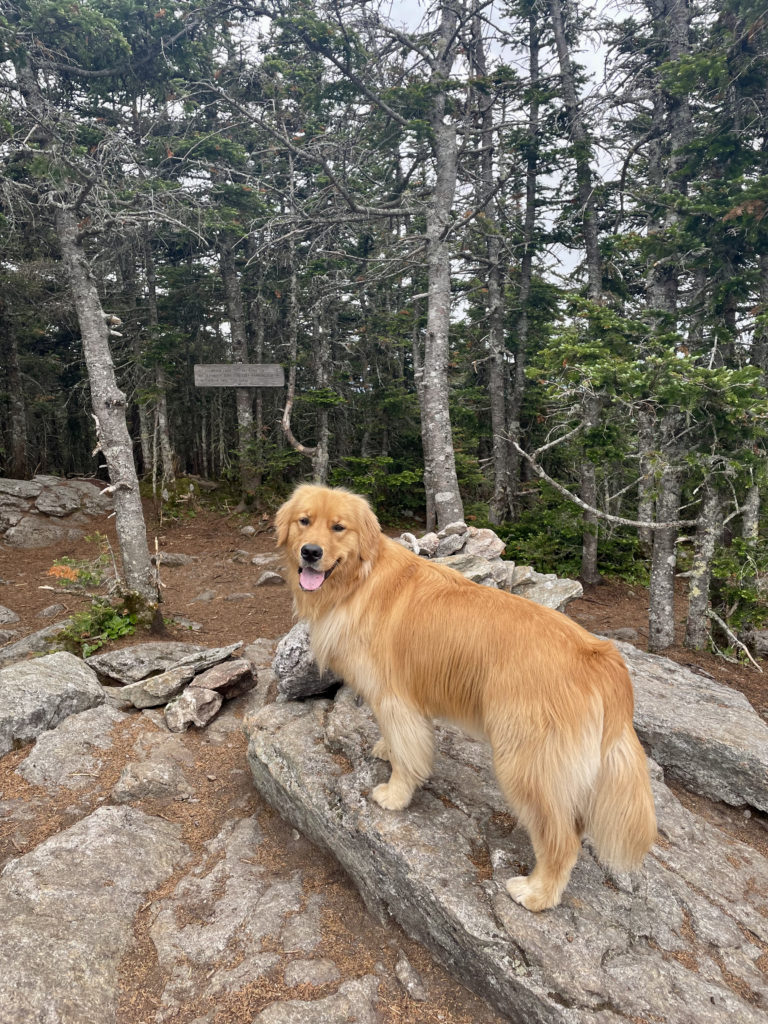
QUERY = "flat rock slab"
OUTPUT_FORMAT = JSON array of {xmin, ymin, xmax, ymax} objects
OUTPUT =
[
  {"xmin": 0, "ymin": 651, "xmax": 105, "ymax": 755},
  {"xmin": 618, "ymin": 640, "xmax": 768, "ymax": 811},
  {"xmin": 0, "ymin": 619, "xmax": 74, "ymax": 668},
  {"xmin": 149, "ymin": 816, "xmax": 303, "ymax": 1019},
  {"xmin": 85, "ymin": 641, "xmax": 206, "ymax": 684},
  {"xmin": 0, "ymin": 805, "xmax": 187, "ymax": 1024},
  {"xmin": 245, "ymin": 688, "xmax": 768, "ymax": 1024},
  {"xmin": 16, "ymin": 703, "xmax": 128, "ymax": 790}
]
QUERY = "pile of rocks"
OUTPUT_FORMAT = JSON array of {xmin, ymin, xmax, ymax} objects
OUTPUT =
[
  {"xmin": 0, "ymin": 475, "xmax": 112, "ymax": 548},
  {"xmin": 85, "ymin": 640, "xmax": 263, "ymax": 732},
  {"xmin": 396, "ymin": 521, "xmax": 583, "ymax": 612}
]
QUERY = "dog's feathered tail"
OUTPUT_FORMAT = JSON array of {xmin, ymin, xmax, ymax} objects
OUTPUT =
[{"xmin": 584, "ymin": 652, "xmax": 657, "ymax": 871}]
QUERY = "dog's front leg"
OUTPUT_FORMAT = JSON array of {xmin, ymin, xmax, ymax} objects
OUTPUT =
[{"xmin": 370, "ymin": 697, "xmax": 434, "ymax": 811}]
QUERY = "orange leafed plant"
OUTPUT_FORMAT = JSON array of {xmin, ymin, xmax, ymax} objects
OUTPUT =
[{"xmin": 47, "ymin": 565, "xmax": 80, "ymax": 582}]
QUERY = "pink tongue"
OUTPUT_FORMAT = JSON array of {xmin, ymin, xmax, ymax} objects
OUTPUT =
[{"xmin": 299, "ymin": 567, "xmax": 326, "ymax": 591}]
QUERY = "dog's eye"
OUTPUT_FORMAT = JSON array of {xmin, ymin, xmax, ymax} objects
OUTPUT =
[
  {"xmin": 332, "ymin": 523, "xmax": 346, "ymax": 533},
  {"xmin": 299, "ymin": 516, "xmax": 310, "ymax": 526}
]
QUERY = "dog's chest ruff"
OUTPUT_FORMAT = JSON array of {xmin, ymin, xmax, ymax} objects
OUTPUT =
[{"xmin": 308, "ymin": 606, "xmax": 381, "ymax": 704}]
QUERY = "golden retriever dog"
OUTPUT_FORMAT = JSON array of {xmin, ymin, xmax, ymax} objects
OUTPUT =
[{"xmin": 275, "ymin": 484, "xmax": 656, "ymax": 911}]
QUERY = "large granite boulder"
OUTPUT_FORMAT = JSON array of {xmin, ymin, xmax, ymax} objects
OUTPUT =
[
  {"xmin": 245, "ymin": 688, "xmax": 768, "ymax": 1024},
  {"xmin": 619, "ymin": 640, "xmax": 768, "ymax": 812},
  {"xmin": 0, "ymin": 651, "xmax": 105, "ymax": 755},
  {"xmin": 0, "ymin": 806, "xmax": 187, "ymax": 1023}
]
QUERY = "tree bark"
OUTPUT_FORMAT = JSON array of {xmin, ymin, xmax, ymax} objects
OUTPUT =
[
  {"xmin": 144, "ymin": 238, "xmax": 175, "ymax": 492},
  {"xmin": 1, "ymin": 318, "xmax": 28, "ymax": 478},
  {"xmin": 219, "ymin": 235, "xmax": 258, "ymax": 503},
  {"xmin": 55, "ymin": 206, "xmax": 156, "ymax": 606},
  {"xmin": 508, "ymin": 8, "xmax": 541, "ymax": 512},
  {"xmin": 648, "ymin": 460, "xmax": 682, "ymax": 652},
  {"xmin": 419, "ymin": 1, "xmax": 465, "ymax": 529},
  {"xmin": 684, "ymin": 484, "xmax": 722, "ymax": 650}
]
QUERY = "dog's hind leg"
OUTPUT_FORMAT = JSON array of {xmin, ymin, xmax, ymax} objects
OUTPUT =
[
  {"xmin": 493, "ymin": 745, "xmax": 584, "ymax": 912},
  {"xmin": 370, "ymin": 697, "xmax": 433, "ymax": 811}
]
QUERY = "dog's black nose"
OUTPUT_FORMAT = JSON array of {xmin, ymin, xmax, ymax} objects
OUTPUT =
[{"xmin": 301, "ymin": 543, "xmax": 323, "ymax": 563}]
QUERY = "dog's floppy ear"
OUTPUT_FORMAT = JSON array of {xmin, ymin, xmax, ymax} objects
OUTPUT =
[
  {"xmin": 355, "ymin": 494, "xmax": 381, "ymax": 564},
  {"xmin": 274, "ymin": 495, "xmax": 294, "ymax": 548}
]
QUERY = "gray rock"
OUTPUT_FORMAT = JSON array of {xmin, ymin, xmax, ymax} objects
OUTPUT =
[
  {"xmin": 174, "ymin": 641, "xmax": 243, "ymax": 672},
  {"xmin": 243, "ymin": 637, "xmax": 278, "ymax": 671},
  {"xmin": 149, "ymin": 817, "xmax": 302, "ymax": 1016},
  {"xmin": 254, "ymin": 976, "xmax": 380, "ymax": 1024},
  {"xmin": 438, "ymin": 521, "xmax": 468, "ymax": 538},
  {"xmin": 0, "ymin": 652, "xmax": 105, "ymax": 755},
  {"xmin": 257, "ymin": 571, "xmax": 285, "ymax": 586},
  {"xmin": 223, "ymin": 591, "xmax": 254, "ymax": 601},
  {"xmin": 0, "ymin": 629, "xmax": 19, "ymax": 644},
  {"xmin": 35, "ymin": 483, "xmax": 83, "ymax": 517},
  {"xmin": 165, "ymin": 686, "xmax": 222, "ymax": 731},
  {"xmin": 167, "ymin": 615, "xmax": 203, "ymax": 631},
  {"xmin": 191, "ymin": 589, "xmax": 217, "ymax": 602},
  {"xmin": 37, "ymin": 602, "xmax": 67, "ymax": 619},
  {"xmin": 0, "ymin": 619, "xmax": 75, "ymax": 667},
  {"xmin": 85, "ymin": 641, "xmax": 206, "ymax": 684},
  {"xmin": 62, "ymin": 478, "xmax": 113, "ymax": 514},
  {"xmin": 273, "ymin": 622, "xmax": 341, "ymax": 702},
  {"xmin": 112, "ymin": 731, "xmax": 196, "ymax": 802},
  {"xmin": 240, "ymin": 524, "xmax": 257, "ymax": 536},
  {"xmin": 117, "ymin": 664, "xmax": 197, "ymax": 708},
  {"xmin": 435, "ymin": 533, "xmax": 465, "ymax": 557},
  {"xmin": 463, "ymin": 527, "xmax": 507, "ymax": 560},
  {"xmin": 415, "ymin": 531, "xmax": 440, "ymax": 557},
  {"xmin": 0, "ymin": 605, "xmax": 20, "ymax": 624},
  {"xmin": 0, "ymin": 478, "xmax": 42, "ymax": 499},
  {"xmin": 510, "ymin": 573, "xmax": 584, "ymax": 612},
  {"xmin": 16, "ymin": 704, "xmax": 127, "ymax": 790},
  {"xmin": 245, "ymin": 688, "xmax": 768, "ymax": 1024},
  {"xmin": 0, "ymin": 805, "xmax": 187, "ymax": 1024},
  {"xmin": 284, "ymin": 958, "xmax": 341, "ymax": 988},
  {"xmin": 152, "ymin": 551, "xmax": 198, "ymax": 567},
  {"xmin": 433, "ymin": 552, "xmax": 502, "ymax": 586},
  {"xmin": 599, "ymin": 627, "xmax": 640, "ymax": 643},
  {"xmin": 252, "ymin": 553, "xmax": 282, "ymax": 568},
  {"xmin": 194, "ymin": 658, "xmax": 255, "ymax": 699},
  {"xmin": 4, "ymin": 514, "xmax": 84, "ymax": 548},
  {"xmin": 619, "ymin": 640, "xmax": 768, "ymax": 812},
  {"xmin": 394, "ymin": 951, "xmax": 428, "ymax": 1001}
]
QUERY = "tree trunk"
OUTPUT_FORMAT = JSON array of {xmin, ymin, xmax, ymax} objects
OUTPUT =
[
  {"xmin": 637, "ymin": 404, "xmax": 656, "ymax": 555},
  {"xmin": 648, "ymin": 459, "xmax": 682, "ymax": 652},
  {"xmin": 470, "ymin": 14, "xmax": 510, "ymax": 525},
  {"xmin": 419, "ymin": 1, "xmax": 464, "ymax": 529},
  {"xmin": 508, "ymin": 8, "xmax": 540, "ymax": 512},
  {"xmin": 219, "ymin": 236, "xmax": 258, "ymax": 503},
  {"xmin": 55, "ymin": 206, "xmax": 156, "ymax": 606},
  {"xmin": 144, "ymin": 238, "xmax": 175, "ymax": 492},
  {"xmin": 311, "ymin": 301, "xmax": 330, "ymax": 484},
  {"xmin": 547, "ymin": 0, "xmax": 602, "ymax": 301},
  {"xmin": 684, "ymin": 484, "xmax": 722, "ymax": 650},
  {"xmin": 1, "ymin": 320, "xmax": 28, "ymax": 478}
]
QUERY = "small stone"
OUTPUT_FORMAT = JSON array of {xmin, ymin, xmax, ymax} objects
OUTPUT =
[
  {"xmin": 284, "ymin": 958, "xmax": 341, "ymax": 988},
  {"xmin": 0, "ymin": 605, "xmax": 20, "ymax": 625},
  {"xmin": 194, "ymin": 658, "xmax": 255, "ymax": 700},
  {"xmin": 191, "ymin": 590, "xmax": 217, "ymax": 603},
  {"xmin": 256, "ymin": 572, "xmax": 284, "ymax": 587},
  {"xmin": 37, "ymin": 604, "xmax": 67, "ymax": 620},
  {"xmin": 437, "ymin": 520, "xmax": 467, "ymax": 538},
  {"xmin": 223, "ymin": 592, "xmax": 254, "ymax": 601},
  {"xmin": 416, "ymin": 532, "xmax": 440, "ymax": 557},
  {"xmin": 151, "ymin": 552, "xmax": 197, "ymax": 567},
  {"xmin": 118, "ymin": 665, "xmax": 196, "ymax": 709},
  {"xmin": 435, "ymin": 534, "xmax": 465, "ymax": 557},
  {"xmin": 395, "ymin": 952, "xmax": 428, "ymax": 1001},
  {"xmin": 240, "ymin": 525, "xmax": 257, "ymax": 536},
  {"xmin": 165, "ymin": 686, "xmax": 222, "ymax": 732}
]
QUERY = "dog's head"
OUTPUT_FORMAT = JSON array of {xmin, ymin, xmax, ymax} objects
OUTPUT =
[{"xmin": 275, "ymin": 485, "xmax": 381, "ymax": 605}]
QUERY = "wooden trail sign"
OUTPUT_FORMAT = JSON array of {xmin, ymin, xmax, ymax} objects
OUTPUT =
[{"xmin": 194, "ymin": 363, "xmax": 285, "ymax": 388}]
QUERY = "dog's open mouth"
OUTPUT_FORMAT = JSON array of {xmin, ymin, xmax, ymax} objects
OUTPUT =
[{"xmin": 298, "ymin": 561, "xmax": 339, "ymax": 592}]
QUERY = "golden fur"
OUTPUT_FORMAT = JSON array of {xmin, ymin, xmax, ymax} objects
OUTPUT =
[{"xmin": 275, "ymin": 484, "xmax": 657, "ymax": 911}]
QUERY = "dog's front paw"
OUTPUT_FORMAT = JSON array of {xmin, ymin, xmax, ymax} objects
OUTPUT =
[
  {"xmin": 505, "ymin": 876, "xmax": 557, "ymax": 913},
  {"xmin": 371, "ymin": 738, "xmax": 390, "ymax": 761},
  {"xmin": 372, "ymin": 781, "xmax": 412, "ymax": 811}
]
